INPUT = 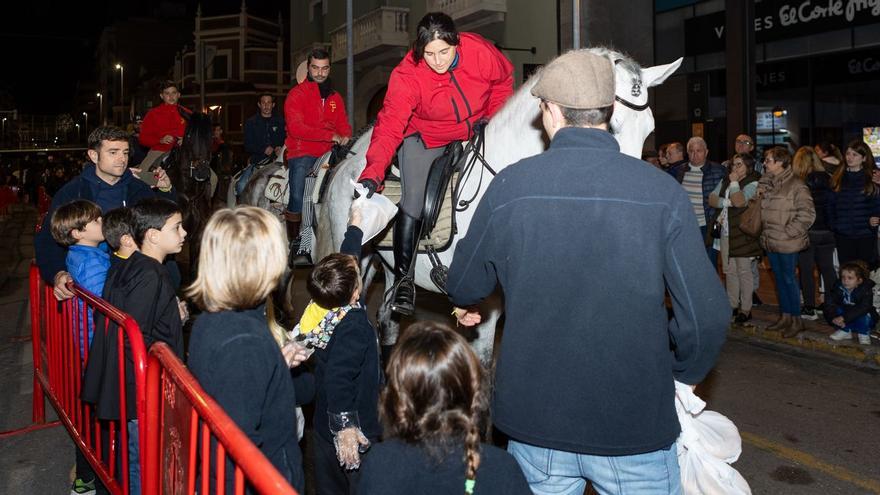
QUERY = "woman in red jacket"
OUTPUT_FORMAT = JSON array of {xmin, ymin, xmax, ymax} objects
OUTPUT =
[{"xmin": 357, "ymin": 12, "xmax": 514, "ymax": 315}]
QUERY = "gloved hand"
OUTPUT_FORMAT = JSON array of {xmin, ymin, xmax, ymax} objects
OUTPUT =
[
  {"xmin": 354, "ymin": 179, "xmax": 379, "ymax": 199},
  {"xmin": 333, "ymin": 427, "xmax": 370, "ymax": 470}
]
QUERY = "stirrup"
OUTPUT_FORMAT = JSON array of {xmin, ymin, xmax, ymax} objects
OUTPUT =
[{"xmin": 390, "ymin": 277, "xmax": 416, "ymax": 316}]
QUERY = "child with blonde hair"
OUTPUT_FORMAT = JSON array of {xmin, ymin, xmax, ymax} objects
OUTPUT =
[{"xmin": 186, "ymin": 206, "xmax": 310, "ymax": 493}]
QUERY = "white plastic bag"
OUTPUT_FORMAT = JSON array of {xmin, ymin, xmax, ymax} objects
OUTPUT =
[
  {"xmin": 675, "ymin": 381, "xmax": 751, "ymax": 495},
  {"xmin": 350, "ymin": 180, "xmax": 398, "ymax": 244}
]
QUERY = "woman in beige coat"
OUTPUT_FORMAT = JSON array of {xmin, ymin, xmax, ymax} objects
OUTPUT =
[{"xmin": 760, "ymin": 147, "xmax": 816, "ymax": 337}]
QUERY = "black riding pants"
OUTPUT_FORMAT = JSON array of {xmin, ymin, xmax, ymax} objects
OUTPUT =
[{"xmin": 397, "ymin": 135, "xmax": 446, "ymax": 218}]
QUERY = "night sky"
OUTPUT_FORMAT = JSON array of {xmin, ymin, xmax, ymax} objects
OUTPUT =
[{"xmin": 0, "ymin": 0, "xmax": 289, "ymax": 115}]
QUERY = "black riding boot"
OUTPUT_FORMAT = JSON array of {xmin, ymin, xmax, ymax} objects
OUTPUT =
[{"xmin": 391, "ymin": 212, "xmax": 422, "ymax": 316}]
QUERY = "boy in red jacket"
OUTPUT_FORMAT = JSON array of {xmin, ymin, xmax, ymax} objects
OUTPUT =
[
  {"xmin": 139, "ymin": 81, "xmax": 192, "ymax": 166},
  {"xmin": 283, "ymin": 48, "xmax": 352, "ymax": 250}
]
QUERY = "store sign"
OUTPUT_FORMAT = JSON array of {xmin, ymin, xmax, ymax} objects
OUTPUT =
[{"xmin": 685, "ymin": 0, "xmax": 880, "ymax": 55}]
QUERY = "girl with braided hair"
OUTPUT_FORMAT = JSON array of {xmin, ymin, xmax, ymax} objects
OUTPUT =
[{"xmin": 359, "ymin": 321, "xmax": 530, "ymax": 494}]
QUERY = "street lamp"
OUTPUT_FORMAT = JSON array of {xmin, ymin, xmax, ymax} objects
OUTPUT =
[
  {"xmin": 75, "ymin": 123, "xmax": 80, "ymax": 143},
  {"xmin": 115, "ymin": 63, "xmax": 124, "ymax": 125},
  {"xmin": 96, "ymin": 92, "xmax": 104, "ymax": 125},
  {"xmin": 1, "ymin": 117, "xmax": 6, "ymax": 144},
  {"xmin": 82, "ymin": 111, "xmax": 88, "ymax": 139}
]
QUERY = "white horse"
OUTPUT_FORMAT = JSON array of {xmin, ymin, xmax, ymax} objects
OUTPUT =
[{"xmin": 315, "ymin": 48, "xmax": 682, "ymax": 362}]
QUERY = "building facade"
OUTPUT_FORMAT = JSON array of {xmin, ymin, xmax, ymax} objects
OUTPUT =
[
  {"xmin": 170, "ymin": 4, "xmax": 290, "ymax": 147},
  {"xmin": 654, "ymin": 0, "xmax": 880, "ymax": 160}
]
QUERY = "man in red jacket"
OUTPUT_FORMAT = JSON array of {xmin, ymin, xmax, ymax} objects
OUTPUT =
[
  {"xmin": 139, "ymin": 81, "xmax": 192, "ymax": 168},
  {"xmin": 283, "ymin": 48, "xmax": 352, "ymax": 248}
]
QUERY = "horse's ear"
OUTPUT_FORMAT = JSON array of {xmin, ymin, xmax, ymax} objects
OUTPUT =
[{"xmin": 641, "ymin": 57, "xmax": 683, "ymax": 88}]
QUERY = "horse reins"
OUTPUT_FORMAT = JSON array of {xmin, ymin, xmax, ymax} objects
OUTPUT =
[{"xmin": 453, "ymin": 124, "xmax": 495, "ymax": 212}]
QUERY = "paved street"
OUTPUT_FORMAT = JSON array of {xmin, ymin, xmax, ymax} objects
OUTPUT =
[{"xmin": 1, "ymin": 205, "xmax": 878, "ymax": 494}]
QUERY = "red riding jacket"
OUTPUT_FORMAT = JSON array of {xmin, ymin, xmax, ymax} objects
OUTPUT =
[
  {"xmin": 359, "ymin": 32, "xmax": 514, "ymax": 185},
  {"xmin": 139, "ymin": 104, "xmax": 191, "ymax": 152},
  {"xmin": 284, "ymin": 81, "xmax": 352, "ymax": 159}
]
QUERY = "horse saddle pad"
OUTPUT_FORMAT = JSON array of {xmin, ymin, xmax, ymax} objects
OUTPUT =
[
  {"xmin": 375, "ymin": 173, "xmax": 457, "ymax": 252},
  {"xmin": 264, "ymin": 168, "xmax": 289, "ymax": 204}
]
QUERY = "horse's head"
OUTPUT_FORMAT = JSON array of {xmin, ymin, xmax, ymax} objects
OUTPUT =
[
  {"xmin": 167, "ymin": 112, "xmax": 213, "ymax": 185},
  {"xmin": 596, "ymin": 49, "xmax": 682, "ymax": 158}
]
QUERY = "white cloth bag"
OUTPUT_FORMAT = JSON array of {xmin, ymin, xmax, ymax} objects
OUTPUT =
[
  {"xmin": 675, "ymin": 381, "xmax": 751, "ymax": 495},
  {"xmin": 350, "ymin": 180, "xmax": 398, "ymax": 244}
]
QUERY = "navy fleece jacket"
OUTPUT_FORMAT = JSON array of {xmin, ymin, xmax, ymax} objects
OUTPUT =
[
  {"xmin": 34, "ymin": 163, "xmax": 176, "ymax": 283},
  {"xmin": 447, "ymin": 127, "xmax": 729, "ymax": 456}
]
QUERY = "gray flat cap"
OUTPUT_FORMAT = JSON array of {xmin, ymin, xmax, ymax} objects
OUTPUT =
[{"xmin": 531, "ymin": 50, "xmax": 615, "ymax": 109}]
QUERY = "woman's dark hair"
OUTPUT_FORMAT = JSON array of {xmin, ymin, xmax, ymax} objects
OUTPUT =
[
  {"xmin": 815, "ymin": 141, "xmax": 842, "ymax": 163},
  {"xmin": 380, "ymin": 321, "xmax": 486, "ymax": 489},
  {"xmin": 840, "ymin": 260, "xmax": 870, "ymax": 282},
  {"xmin": 732, "ymin": 152, "xmax": 756, "ymax": 173},
  {"xmin": 412, "ymin": 12, "xmax": 459, "ymax": 64},
  {"xmin": 307, "ymin": 253, "xmax": 359, "ymax": 308},
  {"xmin": 831, "ymin": 139, "xmax": 876, "ymax": 195}
]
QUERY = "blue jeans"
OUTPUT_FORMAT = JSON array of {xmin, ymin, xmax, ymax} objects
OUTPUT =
[
  {"xmin": 508, "ymin": 440, "xmax": 681, "ymax": 495},
  {"xmin": 767, "ymin": 251, "xmax": 801, "ymax": 315},
  {"xmin": 235, "ymin": 163, "xmax": 257, "ymax": 195},
  {"xmin": 830, "ymin": 307, "xmax": 876, "ymax": 335},
  {"xmin": 287, "ymin": 156, "xmax": 318, "ymax": 213},
  {"xmin": 128, "ymin": 420, "xmax": 141, "ymax": 495}
]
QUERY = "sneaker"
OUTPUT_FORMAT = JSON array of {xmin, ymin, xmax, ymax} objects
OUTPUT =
[
  {"xmin": 829, "ymin": 329, "xmax": 852, "ymax": 341},
  {"xmin": 858, "ymin": 334, "xmax": 871, "ymax": 345},
  {"xmin": 71, "ymin": 477, "xmax": 96, "ymax": 495},
  {"xmin": 800, "ymin": 306, "xmax": 819, "ymax": 320}
]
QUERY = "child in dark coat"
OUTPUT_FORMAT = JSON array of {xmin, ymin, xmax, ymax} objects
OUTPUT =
[
  {"xmin": 186, "ymin": 207, "xmax": 311, "ymax": 493},
  {"xmin": 826, "ymin": 261, "xmax": 878, "ymax": 345},
  {"xmin": 301, "ymin": 236, "xmax": 381, "ymax": 495},
  {"xmin": 359, "ymin": 321, "xmax": 531, "ymax": 495},
  {"xmin": 82, "ymin": 198, "xmax": 187, "ymax": 495}
]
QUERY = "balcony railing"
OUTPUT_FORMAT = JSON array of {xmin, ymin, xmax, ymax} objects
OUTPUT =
[
  {"xmin": 427, "ymin": 0, "xmax": 507, "ymax": 31},
  {"xmin": 329, "ymin": 7, "xmax": 410, "ymax": 64}
]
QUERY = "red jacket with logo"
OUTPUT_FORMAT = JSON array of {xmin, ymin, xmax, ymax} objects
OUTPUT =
[
  {"xmin": 139, "ymin": 104, "xmax": 191, "ymax": 152},
  {"xmin": 284, "ymin": 81, "xmax": 352, "ymax": 159},
  {"xmin": 359, "ymin": 33, "xmax": 513, "ymax": 184}
]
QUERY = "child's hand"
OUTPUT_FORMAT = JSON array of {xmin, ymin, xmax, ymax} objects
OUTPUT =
[
  {"xmin": 177, "ymin": 299, "xmax": 189, "ymax": 324},
  {"xmin": 334, "ymin": 427, "xmax": 370, "ymax": 470},
  {"xmin": 832, "ymin": 316, "xmax": 845, "ymax": 327},
  {"xmin": 453, "ymin": 306, "xmax": 482, "ymax": 327},
  {"xmin": 281, "ymin": 341, "xmax": 312, "ymax": 368}
]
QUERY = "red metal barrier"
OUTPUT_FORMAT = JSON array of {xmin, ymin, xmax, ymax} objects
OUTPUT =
[
  {"xmin": 144, "ymin": 343, "xmax": 299, "ymax": 495},
  {"xmin": 28, "ymin": 262, "xmax": 148, "ymax": 495}
]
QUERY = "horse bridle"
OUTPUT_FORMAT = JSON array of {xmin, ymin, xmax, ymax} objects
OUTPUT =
[{"xmin": 613, "ymin": 59, "xmax": 650, "ymax": 112}]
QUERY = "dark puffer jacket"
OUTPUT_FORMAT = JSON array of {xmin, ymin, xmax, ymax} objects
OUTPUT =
[
  {"xmin": 829, "ymin": 171, "xmax": 880, "ymax": 239},
  {"xmin": 805, "ymin": 171, "xmax": 833, "ymax": 231}
]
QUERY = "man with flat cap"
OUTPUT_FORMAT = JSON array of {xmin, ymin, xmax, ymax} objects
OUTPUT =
[{"xmin": 446, "ymin": 50, "xmax": 728, "ymax": 494}]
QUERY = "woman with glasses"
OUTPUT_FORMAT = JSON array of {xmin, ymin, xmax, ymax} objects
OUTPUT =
[
  {"xmin": 760, "ymin": 147, "xmax": 816, "ymax": 337},
  {"xmin": 708, "ymin": 152, "xmax": 763, "ymax": 323}
]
